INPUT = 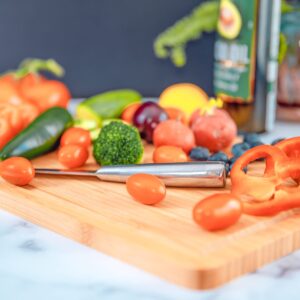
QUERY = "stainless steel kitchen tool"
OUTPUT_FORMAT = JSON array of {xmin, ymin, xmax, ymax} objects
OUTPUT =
[{"xmin": 35, "ymin": 162, "xmax": 226, "ymax": 188}]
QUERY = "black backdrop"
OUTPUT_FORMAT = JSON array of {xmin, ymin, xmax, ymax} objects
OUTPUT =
[{"xmin": 0, "ymin": 0, "xmax": 215, "ymax": 97}]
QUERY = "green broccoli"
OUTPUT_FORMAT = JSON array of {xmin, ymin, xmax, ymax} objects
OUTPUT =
[{"xmin": 93, "ymin": 121, "xmax": 144, "ymax": 166}]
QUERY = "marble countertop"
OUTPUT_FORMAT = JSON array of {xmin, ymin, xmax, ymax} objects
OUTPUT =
[{"xmin": 1, "ymin": 116, "xmax": 300, "ymax": 300}]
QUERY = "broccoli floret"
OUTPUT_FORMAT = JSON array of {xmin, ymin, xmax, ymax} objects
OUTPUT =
[{"xmin": 93, "ymin": 121, "xmax": 144, "ymax": 165}]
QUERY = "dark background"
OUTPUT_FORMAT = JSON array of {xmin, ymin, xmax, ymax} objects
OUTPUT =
[{"xmin": 0, "ymin": 0, "xmax": 215, "ymax": 97}]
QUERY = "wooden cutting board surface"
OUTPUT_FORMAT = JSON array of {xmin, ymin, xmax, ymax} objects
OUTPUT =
[{"xmin": 1, "ymin": 145, "xmax": 300, "ymax": 289}]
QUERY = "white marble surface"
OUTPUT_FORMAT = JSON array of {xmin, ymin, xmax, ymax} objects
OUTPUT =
[
  {"xmin": 2, "ymin": 208, "xmax": 300, "ymax": 300},
  {"xmin": 1, "ymin": 114, "xmax": 300, "ymax": 299}
]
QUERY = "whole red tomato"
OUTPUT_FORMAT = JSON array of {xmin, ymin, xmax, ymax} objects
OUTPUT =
[{"xmin": 190, "ymin": 109, "xmax": 237, "ymax": 152}]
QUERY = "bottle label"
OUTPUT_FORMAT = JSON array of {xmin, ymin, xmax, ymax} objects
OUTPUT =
[{"xmin": 214, "ymin": 0, "xmax": 257, "ymax": 102}]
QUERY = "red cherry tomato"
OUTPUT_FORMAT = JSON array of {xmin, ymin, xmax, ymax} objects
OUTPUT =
[
  {"xmin": 0, "ymin": 157, "xmax": 35, "ymax": 186},
  {"xmin": 126, "ymin": 173, "xmax": 166, "ymax": 205},
  {"xmin": 60, "ymin": 128, "xmax": 92, "ymax": 148},
  {"xmin": 0, "ymin": 119, "xmax": 13, "ymax": 150},
  {"xmin": 121, "ymin": 102, "xmax": 141, "ymax": 124},
  {"xmin": 193, "ymin": 193, "xmax": 242, "ymax": 231},
  {"xmin": 153, "ymin": 146, "xmax": 188, "ymax": 163},
  {"xmin": 58, "ymin": 145, "xmax": 89, "ymax": 169}
]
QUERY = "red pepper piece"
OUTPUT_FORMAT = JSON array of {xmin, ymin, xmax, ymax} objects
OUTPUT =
[
  {"xmin": 276, "ymin": 137, "xmax": 300, "ymax": 158},
  {"xmin": 231, "ymin": 145, "xmax": 287, "ymax": 202},
  {"xmin": 243, "ymin": 190, "xmax": 300, "ymax": 216},
  {"xmin": 244, "ymin": 158, "xmax": 300, "ymax": 216},
  {"xmin": 266, "ymin": 137, "xmax": 300, "ymax": 179}
]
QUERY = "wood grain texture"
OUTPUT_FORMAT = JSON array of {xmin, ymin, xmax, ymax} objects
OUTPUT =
[{"xmin": 1, "ymin": 146, "xmax": 300, "ymax": 289}]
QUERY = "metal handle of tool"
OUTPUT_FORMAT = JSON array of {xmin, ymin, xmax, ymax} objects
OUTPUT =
[{"xmin": 35, "ymin": 162, "xmax": 226, "ymax": 188}]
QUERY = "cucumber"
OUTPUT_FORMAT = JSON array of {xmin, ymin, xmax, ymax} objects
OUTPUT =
[
  {"xmin": 74, "ymin": 119, "xmax": 99, "ymax": 131},
  {"xmin": 0, "ymin": 107, "xmax": 73, "ymax": 160},
  {"xmin": 76, "ymin": 89, "xmax": 142, "ymax": 122}
]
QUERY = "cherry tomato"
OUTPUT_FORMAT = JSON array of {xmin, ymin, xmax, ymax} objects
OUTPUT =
[
  {"xmin": 153, "ymin": 120, "xmax": 196, "ymax": 153},
  {"xmin": 58, "ymin": 145, "xmax": 89, "ymax": 169},
  {"xmin": 60, "ymin": 127, "xmax": 91, "ymax": 148},
  {"xmin": 126, "ymin": 173, "xmax": 166, "ymax": 205},
  {"xmin": 0, "ymin": 119, "xmax": 13, "ymax": 150},
  {"xmin": 153, "ymin": 146, "xmax": 188, "ymax": 163},
  {"xmin": 0, "ymin": 157, "xmax": 35, "ymax": 186},
  {"xmin": 0, "ymin": 103, "xmax": 23, "ymax": 134},
  {"xmin": 164, "ymin": 107, "xmax": 187, "ymax": 124},
  {"xmin": 193, "ymin": 193, "xmax": 242, "ymax": 231},
  {"xmin": 121, "ymin": 102, "xmax": 141, "ymax": 124}
]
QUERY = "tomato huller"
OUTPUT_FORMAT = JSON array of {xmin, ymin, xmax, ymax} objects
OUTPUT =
[{"xmin": 35, "ymin": 162, "xmax": 226, "ymax": 188}]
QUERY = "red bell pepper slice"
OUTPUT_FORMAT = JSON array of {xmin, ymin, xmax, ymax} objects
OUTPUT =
[
  {"xmin": 267, "ymin": 137, "xmax": 300, "ymax": 175},
  {"xmin": 276, "ymin": 137, "xmax": 300, "ymax": 158},
  {"xmin": 231, "ymin": 145, "xmax": 287, "ymax": 202},
  {"xmin": 243, "ymin": 158, "xmax": 300, "ymax": 216},
  {"xmin": 243, "ymin": 190, "xmax": 300, "ymax": 216}
]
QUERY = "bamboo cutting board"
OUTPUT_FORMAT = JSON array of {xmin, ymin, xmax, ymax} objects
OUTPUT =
[{"xmin": 1, "ymin": 146, "xmax": 300, "ymax": 289}]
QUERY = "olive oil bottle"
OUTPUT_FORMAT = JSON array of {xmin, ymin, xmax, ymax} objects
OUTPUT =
[{"xmin": 214, "ymin": 0, "xmax": 281, "ymax": 132}]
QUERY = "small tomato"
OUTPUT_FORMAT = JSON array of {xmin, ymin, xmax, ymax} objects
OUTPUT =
[
  {"xmin": 60, "ymin": 127, "xmax": 92, "ymax": 148},
  {"xmin": 193, "ymin": 193, "xmax": 242, "ymax": 231},
  {"xmin": 0, "ymin": 157, "xmax": 35, "ymax": 186},
  {"xmin": 153, "ymin": 146, "xmax": 188, "ymax": 163},
  {"xmin": 58, "ymin": 145, "xmax": 89, "ymax": 169},
  {"xmin": 126, "ymin": 173, "xmax": 166, "ymax": 205}
]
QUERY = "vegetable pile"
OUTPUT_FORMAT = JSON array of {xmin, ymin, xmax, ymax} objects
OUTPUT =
[
  {"xmin": 0, "ymin": 58, "xmax": 71, "ymax": 152},
  {"xmin": 0, "ymin": 59, "xmax": 299, "ymax": 235}
]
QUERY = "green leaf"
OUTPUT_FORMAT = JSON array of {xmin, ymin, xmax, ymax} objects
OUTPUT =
[{"xmin": 153, "ymin": 1, "xmax": 219, "ymax": 67}]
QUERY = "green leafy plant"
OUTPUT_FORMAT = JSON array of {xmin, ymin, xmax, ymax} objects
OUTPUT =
[{"xmin": 154, "ymin": 0, "xmax": 291, "ymax": 67}]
